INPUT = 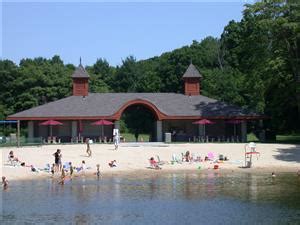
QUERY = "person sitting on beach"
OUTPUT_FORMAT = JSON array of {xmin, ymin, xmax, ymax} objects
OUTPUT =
[
  {"xmin": 149, "ymin": 157, "xmax": 161, "ymax": 170},
  {"xmin": 2, "ymin": 176, "xmax": 8, "ymax": 190},
  {"xmin": 185, "ymin": 151, "xmax": 191, "ymax": 162},
  {"xmin": 81, "ymin": 160, "xmax": 86, "ymax": 172},
  {"xmin": 8, "ymin": 151, "xmax": 19, "ymax": 163},
  {"xmin": 109, "ymin": 160, "xmax": 117, "ymax": 168}
]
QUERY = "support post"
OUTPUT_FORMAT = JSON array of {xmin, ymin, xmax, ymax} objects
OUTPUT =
[
  {"xmin": 241, "ymin": 120, "xmax": 247, "ymax": 142},
  {"xmin": 71, "ymin": 121, "xmax": 78, "ymax": 141},
  {"xmin": 17, "ymin": 120, "xmax": 20, "ymax": 147},
  {"xmin": 198, "ymin": 124, "xmax": 204, "ymax": 136},
  {"xmin": 156, "ymin": 120, "xmax": 162, "ymax": 142},
  {"xmin": 28, "ymin": 121, "xmax": 34, "ymax": 140}
]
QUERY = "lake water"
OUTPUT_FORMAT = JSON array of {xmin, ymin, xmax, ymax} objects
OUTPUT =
[{"xmin": 1, "ymin": 171, "xmax": 300, "ymax": 225}]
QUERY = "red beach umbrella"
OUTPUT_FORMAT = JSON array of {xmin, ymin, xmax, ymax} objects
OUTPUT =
[
  {"xmin": 39, "ymin": 120, "xmax": 63, "ymax": 137},
  {"xmin": 92, "ymin": 119, "xmax": 113, "ymax": 126},
  {"xmin": 193, "ymin": 119, "xmax": 215, "ymax": 137},
  {"xmin": 192, "ymin": 119, "xmax": 215, "ymax": 125},
  {"xmin": 91, "ymin": 119, "xmax": 113, "ymax": 138}
]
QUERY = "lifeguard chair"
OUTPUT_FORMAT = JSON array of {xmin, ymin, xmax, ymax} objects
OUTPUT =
[{"xmin": 244, "ymin": 142, "xmax": 260, "ymax": 168}]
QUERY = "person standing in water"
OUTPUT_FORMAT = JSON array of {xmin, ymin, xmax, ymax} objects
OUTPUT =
[
  {"xmin": 53, "ymin": 149, "xmax": 62, "ymax": 172},
  {"xmin": 69, "ymin": 162, "xmax": 74, "ymax": 178},
  {"xmin": 96, "ymin": 164, "xmax": 100, "ymax": 178}
]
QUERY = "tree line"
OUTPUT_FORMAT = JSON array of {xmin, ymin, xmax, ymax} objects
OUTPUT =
[{"xmin": 0, "ymin": 0, "xmax": 299, "ymax": 134}]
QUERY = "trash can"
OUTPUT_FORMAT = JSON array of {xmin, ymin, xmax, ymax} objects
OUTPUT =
[{"xmin": 165, "ymin": 133, "xmax": 171, "ymax": 143}]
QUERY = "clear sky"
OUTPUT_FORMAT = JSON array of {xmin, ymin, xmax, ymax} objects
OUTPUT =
[{"xmin": 2, "ymin": 1, "xmax": 253, "ymax": 66}]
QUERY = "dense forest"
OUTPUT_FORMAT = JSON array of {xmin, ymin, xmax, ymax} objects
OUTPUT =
[{"xmin": 0, "ymin": 0, "xmax": 299, "ymax": 134}]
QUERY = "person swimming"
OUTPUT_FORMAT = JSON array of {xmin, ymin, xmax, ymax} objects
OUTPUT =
[{"xmin": 272, "ymin": 172, "xmax": 276, "ymax": 178}]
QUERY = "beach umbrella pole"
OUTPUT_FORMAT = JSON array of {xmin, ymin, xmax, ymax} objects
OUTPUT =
[{"xmin": 50, "ymin": 125, "xmax": 53, "ymax": 138}]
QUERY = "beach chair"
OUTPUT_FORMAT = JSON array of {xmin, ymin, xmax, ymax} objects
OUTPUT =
[
  {"xmin": 171, "ymin": 154, "xmax": 182, "ymax": 164},
  {"xmin": 156, "ymin": 155, "xmax": 167, "ymax": 165}
]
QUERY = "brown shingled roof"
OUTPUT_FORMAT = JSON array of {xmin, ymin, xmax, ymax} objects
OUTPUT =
[
  {"xmin": 8, "ymin": 93, "xmax": 259, "ymax": 119},
  {"xmin": 182, "ymin": 63, "xmax": 202, "ymax": 78},
  {"xmin": 71, "ymin": 64, "xmax": 90, "ymax": 78}
]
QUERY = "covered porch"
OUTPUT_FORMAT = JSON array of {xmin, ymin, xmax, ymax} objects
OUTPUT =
[{"xmin": 26, "ymin": 118, "xmax": 249, "ymax": 143}]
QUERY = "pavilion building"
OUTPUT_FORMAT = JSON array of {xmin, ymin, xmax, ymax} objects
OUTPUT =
[{"xmin": 7, "ymin": 63, "xmax": 263, "ymax": 142}]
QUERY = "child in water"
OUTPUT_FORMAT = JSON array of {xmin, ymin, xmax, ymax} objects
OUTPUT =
[
  {"xmin": 96, "ymin": 164, "xmax": 100, "ymax": 178},
  {"xmin": 51, "ymin": 163, "xmax": 55, "ymax": 176},
  {"xmin": 58, "ymin": 169, "xmax": 66, "ymax": 185},
  {"xmin": 2, "ymin": 176, "xmax": 8, "ymax": 190},
  {"xmin": 69, "ymin": 162, "xmax": 74, "ymax": 178}
]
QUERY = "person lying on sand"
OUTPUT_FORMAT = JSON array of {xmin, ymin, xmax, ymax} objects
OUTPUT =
[{"xmin": 109, "ymin": 160, "xmax": 117, "ymax": 168}]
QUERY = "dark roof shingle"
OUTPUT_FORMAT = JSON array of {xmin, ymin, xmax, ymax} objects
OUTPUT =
[
  {"xmin": 182, "ymin": 63, "xmax": 202, "ymax": 78},
  {"xmin": 71, "ymin": 64, "xmax": 90, "ymax": 78},
  {"xmin": 8, "ymin": 93, "xmax": 258, "ymax": 119}
]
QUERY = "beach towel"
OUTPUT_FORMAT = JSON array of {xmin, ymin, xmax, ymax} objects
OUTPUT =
[{"xmin": 208, "ymin": 152, "xmax": 215, "ymax": 160}]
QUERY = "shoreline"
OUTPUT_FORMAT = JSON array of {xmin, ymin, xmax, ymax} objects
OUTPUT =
[
  {"xmin": 1, "ymin": 143, "xmax": 299, "ymax": 181},
  {"xmin": 5, "ymin": 167, "xmax": 300, "ymax": 183}
]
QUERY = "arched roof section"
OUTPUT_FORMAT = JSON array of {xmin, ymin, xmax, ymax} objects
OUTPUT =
[{"xmin": 111, "ymin": 99, "xmax": 167, "ymax": 120}]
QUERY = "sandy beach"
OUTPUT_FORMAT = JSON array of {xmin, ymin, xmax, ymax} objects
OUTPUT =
[{"xmin": 1, "ymin": 143, "xmax": 299, "ymax": 181}]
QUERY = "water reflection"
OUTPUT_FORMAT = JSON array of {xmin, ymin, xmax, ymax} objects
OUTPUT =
[{"xmin": 1, "ymin": 172, "xmax": 300, "ymax": 224}]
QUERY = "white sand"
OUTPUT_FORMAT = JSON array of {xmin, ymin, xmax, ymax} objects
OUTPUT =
[{"xmin": 1, "ymin": 143, "xmax": 300, "ymax": 181}]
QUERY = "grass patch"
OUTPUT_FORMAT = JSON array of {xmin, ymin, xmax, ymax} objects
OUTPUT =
[
  {"xmin": 276, "ymin": 134, "xmax": 300, "ymax": 143},
  {"xmin": 247, "ymin": 133, "xmax": 259, "ymax": 142},
  {"xmin": 121, "ymin": 133, "xmax": 150, "ymax": 142}
]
